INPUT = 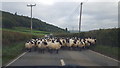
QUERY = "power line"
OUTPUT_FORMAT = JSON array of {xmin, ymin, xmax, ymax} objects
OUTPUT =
[
  {"xmin": 67, "ymin": 0, "xmax": 88, "ymax": 31},
  {"xmin": 83, "ymin": 0, "xmax": 88, "ymax": 4},
  {"xmin": 68, "ymin": 4, "xmax": 79, "ymax": 19}
]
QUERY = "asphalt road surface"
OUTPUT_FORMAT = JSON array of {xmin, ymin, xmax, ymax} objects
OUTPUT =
[{"xmin": 7, "ymin": 50, "xmax": 119, "ymax": 66}]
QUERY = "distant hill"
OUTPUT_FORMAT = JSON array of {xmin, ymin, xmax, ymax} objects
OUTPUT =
[{"xmin": 2, "ymin": 11, "xmax": 67, "ymax": 33}]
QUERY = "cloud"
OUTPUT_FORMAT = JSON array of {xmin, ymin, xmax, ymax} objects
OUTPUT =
[{"xmin": 1, "ymin": 2, "xmax": 118, "ymax": 31}]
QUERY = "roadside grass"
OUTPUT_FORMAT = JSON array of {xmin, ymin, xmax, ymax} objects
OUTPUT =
[
  {"xmin": 90, "ymin": 45, "xmax": 119, "ymax": 60},
  {"xmin": 2, "ymin": 29, "xmax": 44, "ymax": 66},
  {"xmin": 2, "ymin": 42, "xmax": 25, "ymax": 66}
]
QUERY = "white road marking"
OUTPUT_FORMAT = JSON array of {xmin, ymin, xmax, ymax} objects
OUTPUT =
[
  {"xmin": 6, "ymin": 52, "xmax": 27, "ymax": 66},
  {"xmin": 89, "ymin": 50, "xmax": 120, "ymax": 63},
  {"xmin": 60, "ymin": 59, "xmax": 65, "ymax": 66}
]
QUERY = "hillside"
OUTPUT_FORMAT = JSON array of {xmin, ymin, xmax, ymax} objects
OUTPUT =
[{"xmin": 2, "ymin": 10, "xmax": 67, "ymax": 33}]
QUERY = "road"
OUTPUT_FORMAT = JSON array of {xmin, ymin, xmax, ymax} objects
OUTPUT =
[{"xmin": 6, "ymin": 50, "xmax": 119, "ymax": 66}]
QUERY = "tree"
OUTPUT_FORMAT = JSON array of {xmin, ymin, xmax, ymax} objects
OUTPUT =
[
  {"xmin": 65, "ymin": 28, "xmax": 68, "ymax": 32},
  {"xmin": 15, "ymin": 12, "xmax": 17, "ymax": 15}
]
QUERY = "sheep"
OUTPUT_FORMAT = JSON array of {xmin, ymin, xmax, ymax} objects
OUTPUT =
[
  {"xmin": 71, "ymin": 39, "xmax": 78, "ymax": 50},
  {"xmin": 85, "ymin": 38, "xmax": 96, "ymax": 48},
  {"xmin": 46, "ymin": 38, "xmax": 51, "ymax": 42},
  {"xmin": 91, "ymin": 38, "xmax": 96, "ymax": 47},
  {"xmin": 54, "ymin": 39, "xmax": 62, "ymax": 53},
  {"xmin": 36, "ymin": 40, "xmax": 41, "ymax": 46},
  {"xmin": 47, "ymin": 39, "xmax": 61, "ymax": 54},
  {"xmin": 37, "ymin": 40, "xmax": 48, "ymax": 53},
  {"xmin": 24, "ymin": 37, "xmax": 96, "ymax": 53},
  {"xmin": 31, "ymin": 40, "xmax": 38, "ymax": 51},
  {"xmin": 25, "ymin": 40, "xmax": 34, "ymax": 52},
  {"xmin": 70, "ymin": 39, "xmax": 76, "ymax": 50},
  {"xmin": 31, "ymin": 40, "xmax": 36, "ymax": 51},
  {"xmin": 85, "ymin": 38, "xmax": 96, "ymax": 44},
  {"xmin": 28, "ymin": 39, "xmax": 37, "ymax": 51},
  {"xmin": 72, "ymin": 38, "xmax": 81, "ymax": 50},
  {"xmin": 88, "ymin": 38, "xmax": 96, "ymax": 45},
  {"xmin": 84, "ymin": 40, "xmax": 91, "ymax": 49},
  {"xmin": 25, "ymin": 41, "xmax": 31, "ymax": 52},
  {"xmin": 60, "ymin": 38, "xmax": 67, "ymax": 50},
  {"xmin": 77, "ymin": 39, "xmax": 86, "ymax": 50},
  {"xmin": 65, "ymin": 38, "xmax": 74, "ymax": 50}
]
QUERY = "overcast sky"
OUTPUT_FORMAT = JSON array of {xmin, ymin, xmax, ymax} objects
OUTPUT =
[{"xmin": 1, "ymin": 0, "xmax": 119, "ymax": 31}]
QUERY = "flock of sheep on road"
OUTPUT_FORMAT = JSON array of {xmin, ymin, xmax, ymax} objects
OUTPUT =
[{"xmin": 25, "ymin": 37, "xmax": 96, "ymax": 54}]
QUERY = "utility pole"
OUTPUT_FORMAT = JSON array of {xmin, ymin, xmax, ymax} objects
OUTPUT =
[
  {"xmin": 27, "ymin": 4, "xmax": 36, "ymax": 34},
  {"xmin": 79, "ymin": 2, "xmax": 83, "ymax": 33}
]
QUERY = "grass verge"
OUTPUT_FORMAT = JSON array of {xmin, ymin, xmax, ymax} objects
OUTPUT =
[
  {"xmin": 2, "ymin": 42, "xmax": 25, "ymax": 66},
  {"xmin": 90, "ymin": 45, "xmax": 119, "ymax": 61}
]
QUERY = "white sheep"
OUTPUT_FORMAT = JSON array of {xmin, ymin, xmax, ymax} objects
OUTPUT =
[
  {"xmin": 60, "ymin": 39, "xmax": 67, "ymax": 49},
  {"xmin": 71, "ymin": 39, "xmax": 78, "ymax": 50},
  {"xmin": 25, "ymin": 41, "xmax": 34, "ymax": 52},
  {"xmin": 66, "ymin": 39, "xmax": 75, "ymax": 50},
  {"xmin": 36, "ymin": 39, "xmax": 48, "ymax": 53},
  {"xmin": 77, "ymin": 39, "xmax": 86, "ymax": 50},
  {"xmin": 85, "ymin": 38, "xmax": 96, "ymax": 47},
  {"xmin": 84, "ymin": 40, "xmax": 91, "ymax": 49},
  {"xmin": 47, "ymin": 39, "xmax": 61, "ymax": 54}
]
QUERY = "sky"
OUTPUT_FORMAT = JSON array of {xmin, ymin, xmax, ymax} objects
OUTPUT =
[{"xmin": 1, "ymin": 0, "xmax": 119, "ymax": 31}]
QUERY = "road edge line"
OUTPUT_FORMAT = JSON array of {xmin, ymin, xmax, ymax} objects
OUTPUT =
[
  {"xmin": 89, "ymin": 50, "xmax": 120, "ymax": 63},
  {"xmin": 6, "ymin": 52, "xmax": 27, "ymax": 66},
  {"xmin": 60, "ymin": 59, "xmax": 65, "ymax": 66}
]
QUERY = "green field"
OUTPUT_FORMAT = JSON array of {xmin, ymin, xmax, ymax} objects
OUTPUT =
[{"xmin": 3, "ymin": 27, "xmax": 50, "ymax": 35}]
